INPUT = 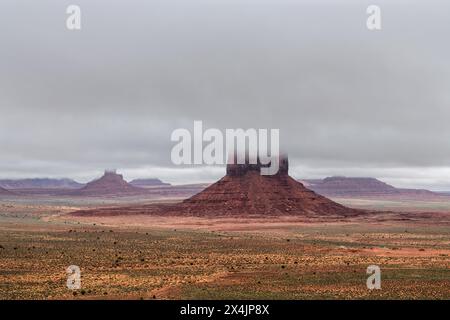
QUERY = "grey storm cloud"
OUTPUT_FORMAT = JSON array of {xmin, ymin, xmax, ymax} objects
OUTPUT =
[{"xmin": 1, "ymin": 0, "xmax": 450, "ymax": 189}]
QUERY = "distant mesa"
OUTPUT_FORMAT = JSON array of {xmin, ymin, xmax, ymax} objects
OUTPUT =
[
  {"xmin": 129, "ymin": 178, "xmax": 171, "ymax": 188},
  {"xmin": 0, "ymin": 178, "xmax": 84, "ymax": 189},
  {"xmin": 301, "ymin": 176, "xmax": 439, "ymax": 198},
  {"xmin": 70, "ymin": 170, "xmax": 147, "ymax": 196},
  {"xmin": 301, "ymin": 176, "xmax": 396, "ymax": 197}
]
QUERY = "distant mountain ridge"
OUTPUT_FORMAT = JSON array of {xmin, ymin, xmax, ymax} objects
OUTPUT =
[
  {"xmin": 0, "ymin": 186, "xmax": 14, "ymax": 195},
  {"xmin": 300, "ymin": 176, "xmax": 439, "ymax": 198},
  {"xmin": 0, "ymin": 178, "xmax": 84, "ymax": 189}
]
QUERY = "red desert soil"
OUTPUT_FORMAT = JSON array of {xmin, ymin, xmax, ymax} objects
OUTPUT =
[{"xmin": 14, "ymin": 215, "xmax": 448, "ymax": 300}]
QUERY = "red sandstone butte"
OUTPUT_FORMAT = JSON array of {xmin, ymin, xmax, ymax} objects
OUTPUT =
[
  {"xmin": 177, "ymin": 156, "xmax": 360, "ymax": 216},
  {"xmin": 70, "ymin": 170, "xmax": 147, "ymax": 196}
]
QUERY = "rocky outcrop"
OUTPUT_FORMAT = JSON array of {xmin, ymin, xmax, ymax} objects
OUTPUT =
[{"xmin": 71, "ymin": 170, "xmax": 147, "ymax": 196}]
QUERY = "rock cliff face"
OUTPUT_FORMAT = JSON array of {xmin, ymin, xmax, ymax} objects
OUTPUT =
[
  {"xmin": 71, "ymin": 170, "xmax": 146, "ymax": 196},
  {"xmin": 226, "ymin": 155, "xmax": 289, "ymax": 176}
]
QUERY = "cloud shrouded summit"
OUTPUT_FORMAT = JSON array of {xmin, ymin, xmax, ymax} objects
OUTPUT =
[{"xmin": 1, "ymin": 0, "xmax": 450, "ymax": 189}]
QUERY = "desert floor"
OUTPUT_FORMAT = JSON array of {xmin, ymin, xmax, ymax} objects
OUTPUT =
[{"xmin": 0, "ymin": 195, "xmax": 449, "ymax": 299}]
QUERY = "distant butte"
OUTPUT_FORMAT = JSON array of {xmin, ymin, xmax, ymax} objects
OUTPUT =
[
  {"xmin": 70, "ymin": 170, "xmax": 147, "ymax": 196},
  {"xmin": 302, "ymin": 176, "xmax": 440, "ymax": 198}
]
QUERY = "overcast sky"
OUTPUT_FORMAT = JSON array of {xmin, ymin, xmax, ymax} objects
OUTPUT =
[{"xmin": 1, "ymin": 0, "xmax": 450, "ymax": 190}]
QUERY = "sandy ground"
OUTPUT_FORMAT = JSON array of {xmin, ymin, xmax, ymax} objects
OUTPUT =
[{"xmin": 0, "ymin": 196, "xmax": 449, "ymax": 300}]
